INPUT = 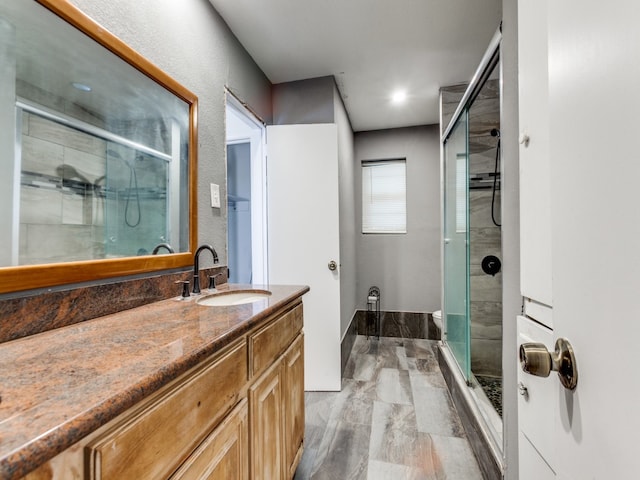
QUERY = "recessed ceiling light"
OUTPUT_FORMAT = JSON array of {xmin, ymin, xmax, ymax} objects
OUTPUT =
[
  {"xmin": 71, "ymin": 82, "xmax": 92, "ymax": 92},
  {"xmin": 391, "ymin": 90, "xmax": 407, "ymax": 104}
]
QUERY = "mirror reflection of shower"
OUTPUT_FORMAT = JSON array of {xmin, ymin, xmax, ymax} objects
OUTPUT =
[
  {"xmin": 106, "ymin": 148, "xmax": 141, "ymax": 228},
  {"xmin": 105, "ymin": 143, "xmax": 169, "ymax": 258}
]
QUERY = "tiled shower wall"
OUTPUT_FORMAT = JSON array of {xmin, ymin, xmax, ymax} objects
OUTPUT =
[
  {"xmin": 441, "ymin": 80, "xmax": 502, "ymax": 378},
  {"xmin": 469, "ymin": 79, "xmax": 502, "ymax": 378},
  {"xmin": 20, "ymin": 111, "xmax": 107, "ymax": 264}
]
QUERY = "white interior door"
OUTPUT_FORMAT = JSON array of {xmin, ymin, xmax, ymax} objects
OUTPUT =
[
  {"xmin": 547, "ymin": 0, "xmax": 640, "ymax": 477},
  {"xmin": 519, "ymin": 0, "xmax": 640, "ymax": 477},
  {"xmin": 266, "ymin": 124, "xmax": 341, "ymax": 391}
]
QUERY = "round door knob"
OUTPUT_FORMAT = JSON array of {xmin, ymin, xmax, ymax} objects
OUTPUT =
[
  {"xmin": 328, "ymin": 261, "xmax": 338, "ymax": 271},
  {"xmin": 519, "ymin": 338, "xmax": 578, "ymax": 390},
  {"xmin": 519, "ymin": 342, "xmax": 552, "ymax": 377}
]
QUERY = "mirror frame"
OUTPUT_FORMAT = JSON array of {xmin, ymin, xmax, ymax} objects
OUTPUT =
[{"xmin": 0, "ymin": 0, "xmax": 198, "ymax": 294}]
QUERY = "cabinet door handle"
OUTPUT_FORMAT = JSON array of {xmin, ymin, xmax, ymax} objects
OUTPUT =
[
  {"xmin": 518, "ymin": 382, "xmax": 529, "ymax": 397},
  {"xmin": 519, "ymin": 338, "xmax": 578, "ymax": 390}
]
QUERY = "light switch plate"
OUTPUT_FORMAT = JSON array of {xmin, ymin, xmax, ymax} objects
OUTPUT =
[{"xmin": 210, "ymin": 183, "xmax": 220, "ymax": 208}]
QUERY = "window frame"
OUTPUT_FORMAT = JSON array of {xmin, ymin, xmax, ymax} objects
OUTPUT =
[{"xmin": 361, "ymin": 158, "xmax": 407, "ymax": 235}]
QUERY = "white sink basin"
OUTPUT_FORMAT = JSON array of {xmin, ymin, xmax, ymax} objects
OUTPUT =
[{"xmin": 196, "ymin": 290, "xmax": 271, "ymax": 307}]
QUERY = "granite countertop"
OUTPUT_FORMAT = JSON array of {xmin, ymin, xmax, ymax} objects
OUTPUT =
[{"xmin": 0, "ymin": 283, "xmax": 309, "ymax": 480}]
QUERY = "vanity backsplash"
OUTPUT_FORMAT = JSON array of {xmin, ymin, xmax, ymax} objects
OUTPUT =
[{"xmin": 0, "ymin": 266, "xmax": 227, "ymax": 344}]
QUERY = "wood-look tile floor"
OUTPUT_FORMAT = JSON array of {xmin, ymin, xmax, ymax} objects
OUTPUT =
[{"xmin": 294, "ymin": 336, "xmax": 483, "ymax": 480}]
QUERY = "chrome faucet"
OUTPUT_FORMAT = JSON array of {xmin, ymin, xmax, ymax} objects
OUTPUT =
[
  {"xmin": 152, "ymin": 242, "xmax": 174, "ymax": 254},
  {"xmin": 192, "ymin": 244, "xmax": 219, "ymax": 294}
]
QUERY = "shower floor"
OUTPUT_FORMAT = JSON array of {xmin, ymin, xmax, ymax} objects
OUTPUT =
[{"xmin": 475, "ymin": 375, "xmax": 502, "ymax": 417}]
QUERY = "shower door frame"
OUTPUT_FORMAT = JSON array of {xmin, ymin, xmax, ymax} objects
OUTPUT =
[
  {"xmin": 440, "ymin": 29, "xmax": 502, "ymax": 384},
  {"xmin": 439, "ymin": 26, "xmax": 512, "ymax": 476},
  {"xmin": 441, "ymin": 28, "xmax": 501, "ymax": 384}
]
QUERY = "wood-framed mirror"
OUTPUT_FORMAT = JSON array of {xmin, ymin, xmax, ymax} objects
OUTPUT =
[{"xmin": 0, "ymin": 0, "xmax": 197, "ymax": 294}]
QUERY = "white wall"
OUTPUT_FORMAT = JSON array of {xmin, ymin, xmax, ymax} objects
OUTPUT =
[
  {"xmin": 69, "ymin": 0, "xmax": 273, "ymax": 267},
  {"xmin": 354, "ymin": 126, "xmax": 441, "ymax": 313}
]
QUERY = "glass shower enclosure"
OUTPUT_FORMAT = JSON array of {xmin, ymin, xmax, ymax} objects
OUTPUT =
[
  {"xmin": 440, "ymin": 27, "xmax": 503, "ymax": 452},
  {"xmin": 443, "ymin": 112, "xmax": 471, "ymax": 381}
]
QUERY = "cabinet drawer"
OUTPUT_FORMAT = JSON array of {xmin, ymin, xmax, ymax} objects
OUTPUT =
[
  {"xmin": 250, "ymin": 303, "xmax": 302, "ymax": 377},
  {"xmin": 87, "ymin": 340, "xmax": 247, "ymax": 480}
]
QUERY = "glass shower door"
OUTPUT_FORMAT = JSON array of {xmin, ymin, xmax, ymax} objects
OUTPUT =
[{"xmin": 443, "ymin": 111, "xmax": 471, "ymax": 381}]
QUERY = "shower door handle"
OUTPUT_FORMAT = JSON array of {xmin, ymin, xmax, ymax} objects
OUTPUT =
[{"xmin": 519, "ymin": 338, "xmax": 578, "ymax": 390}]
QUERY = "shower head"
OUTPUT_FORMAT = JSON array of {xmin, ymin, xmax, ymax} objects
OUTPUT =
[
  {"xmin": 106, "ymin": 148, "xmax": 133, "ymax": 168},
  {"xmin": 490, "ymin": 128, "xmax": 500, "ymax": 138},
  {"xmin": 106, "ymin": 148, "xmax": 122, "ymax": 159}
]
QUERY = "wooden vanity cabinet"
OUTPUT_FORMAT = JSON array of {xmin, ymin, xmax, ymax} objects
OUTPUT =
[
  {"xmin": 249, "ymin": 359, "xmax": 285, "ymax": 479},
  {"xmin": 86, "ymin": 340, "xmax": 248, "ymax": 480},
  {"xmin": 283, "ymin": 334, "xmax": 305, "ymax": 478},
  {"xmin": 21, "ymin": 300, "xmax": 304, "ymax": 480},
  {"xmin": 248, "ymin": 304, "xmax": 305, "ymax": 480},
  {"xmin": 170, "ymin": 399, "xmax": 249, "ymax": 480}
]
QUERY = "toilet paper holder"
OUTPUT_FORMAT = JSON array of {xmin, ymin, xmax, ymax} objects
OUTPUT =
[
  {"xmin": 519, "ymin": 338, "xmax": 578, "ymax": 390},
  {"xmin": 366, "ymin": 286, "xmax": 380, "ymax": 339}
]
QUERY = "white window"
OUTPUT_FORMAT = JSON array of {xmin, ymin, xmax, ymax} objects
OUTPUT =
[{"xmin": 362, "ymin": 159, "xmax": 407, "ymax": 234}]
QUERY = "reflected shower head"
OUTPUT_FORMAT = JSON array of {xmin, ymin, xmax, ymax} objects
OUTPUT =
[
  {"xmin": 490, "ymin": 128, "xmax": 500, "ymax": 138},
  {"xmin": 106, "ymin": 148, "xmax": 134, "ymax": 168},
  {"xmin": 106, "ymin": 148, "xmax": 121, "ymax": 159}
]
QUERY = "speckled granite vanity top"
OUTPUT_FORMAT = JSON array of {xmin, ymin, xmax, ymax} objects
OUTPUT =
[{"xmin": 0, "ymin": 283, "xmax": 308, "ymax": 479}]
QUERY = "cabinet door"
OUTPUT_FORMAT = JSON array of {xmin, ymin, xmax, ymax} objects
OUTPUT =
[
  {"xmin": 518, "ymin": 0, "xmax": 553, "ymax": 317},
  {"xmin": 517, "ymin": 316, "xmax": 557, "ymax": 477},
  {"xmin": 250, "ymin": 361, "xmax": 284, "ymax": 480},
  {"xmin": 170, "ymin": 400, "xmax": 249, "ymax": 480},
  {"xmin": 283, "ymin": 334, "xmax": 304, "ymax": 478}
]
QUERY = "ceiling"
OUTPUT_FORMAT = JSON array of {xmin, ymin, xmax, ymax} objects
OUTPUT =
[{"xmin": 208, "ymin": 0, "xmax": 502, "ymax": 132}]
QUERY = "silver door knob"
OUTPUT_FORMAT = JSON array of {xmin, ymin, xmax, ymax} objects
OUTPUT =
[
  {"xmin": 328, "ymin": 261, "xmax": 337, "ymax": 271},
  {"xmin": 519, "ymin": 338, "xmax": 578, "ymax": 390}
]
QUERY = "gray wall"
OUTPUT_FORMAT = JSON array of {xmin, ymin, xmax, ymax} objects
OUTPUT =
[
  {"xmin": 354, "ymin": 126, "xmax": 441, "ymax": 313},
  {"xmin": 273, "ymin": 76, "xmax": 335, "ymax": 124},
  {"xmin": 70, "ymin": 0, "xmax": 273, "ymax": 267},
  {"xmin": 334, "ymin": 84, "xmax": 357, "ymax": 337},
  {"xmin": 227, "ymin": 142, "xmax": 252, "ymax": 283}
]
